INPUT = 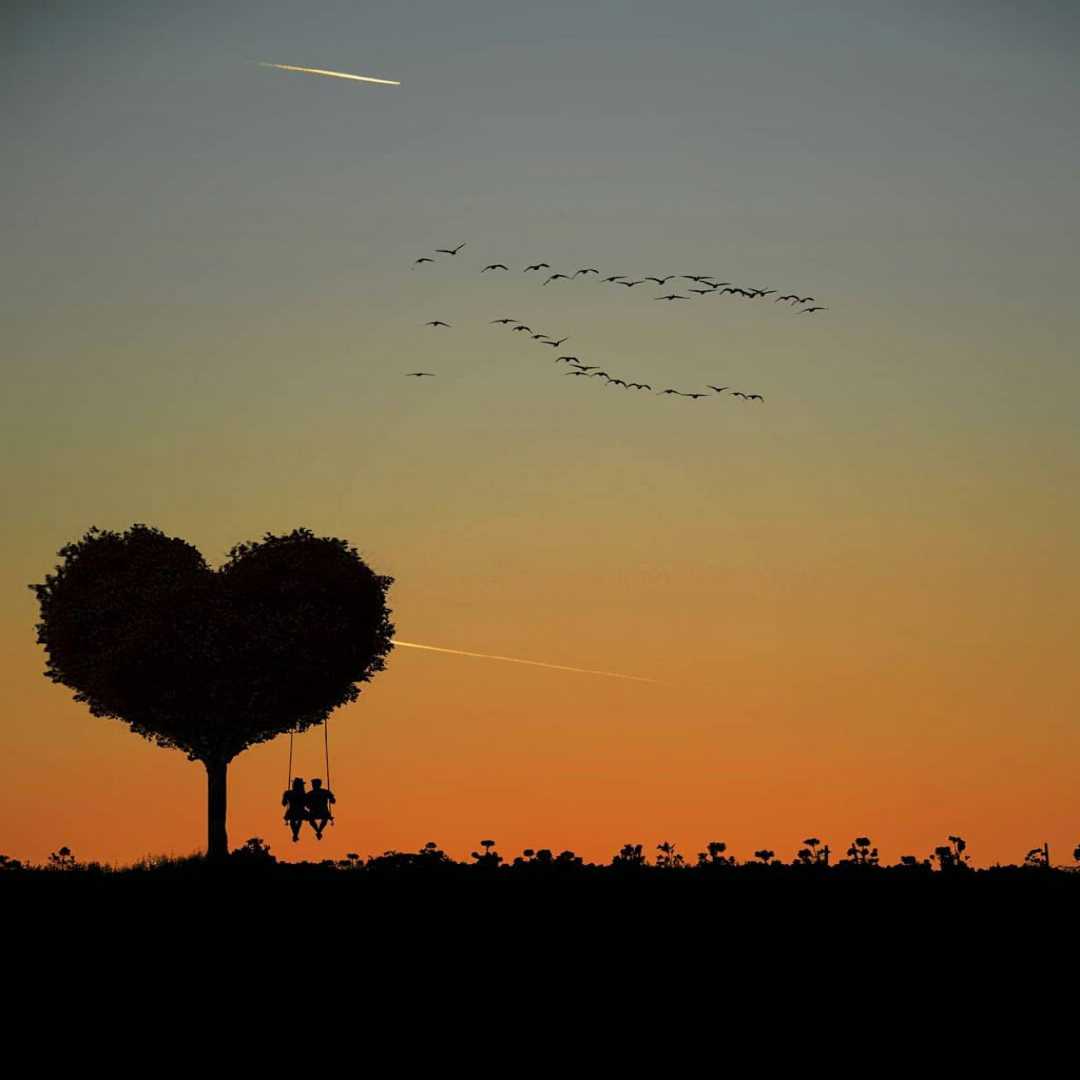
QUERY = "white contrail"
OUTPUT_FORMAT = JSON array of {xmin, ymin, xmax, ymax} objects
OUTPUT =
[
  {"xmin": 391, "ymin": 640, "xmax": 659, "ymax": 684},
  {"xmin": 258, "ymin": 62, "xmax": 400, "ymax": 86}
]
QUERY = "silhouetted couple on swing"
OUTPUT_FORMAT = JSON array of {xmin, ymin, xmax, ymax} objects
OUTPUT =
[{"xmin": 282, "ymin": 777, "xmax": 336, "ymax": 842}]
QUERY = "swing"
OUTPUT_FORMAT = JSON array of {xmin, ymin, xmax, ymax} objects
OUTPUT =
[{"xmin": 284, "ymin": 719, "xmax": 335, "ymax": 833}]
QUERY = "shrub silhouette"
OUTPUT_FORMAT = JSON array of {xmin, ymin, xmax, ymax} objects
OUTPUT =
[
  {"xmin": 611, "ymin": 843, "xmax": 647, "ymax": 869},
  {"xmin": 1023, "ymin": 846, "xmax": 1049, "ymax": 869},
  {"xmin": 795, "ymin": 837, "xmax": 829, "ymax": 866},
  {"xmin": 843, "ymin": 836, "xmax": 879, "ymax": 867},
  {"xmin": 900, "ymin": 855, "xmax": 931, "ymax": 870},
  {"xmin": 697, "ymin": 841, "xmax": 736, "ymax": 867},
  {"xmin": 930, "ymin": 836, "xmax": 971, "ymax": 871},
  {"xmin": 655, "ymin": 841, "xmax": 685, "ymax": 869},
  {"xmin": 1074, "ymin": 844, "xmax": 1080, "ymax": 865},
  {"xmin": 365, "ymin": 841, "xmax": 454, "ymax": 876},
  {"xmin": 470, "ymin": 839, "xmax": 502, "ymax": 869},
  {"xmin": 511, "ymin": 848, "xmax": 583, "ymax": 874},
  {"xmin": 30, "ymin": 524, "xmax": 394, "ymax": 859},
  {"xmin": 47, "ymin": 846, "xmax": 78, "ymax": 871},
  {"xmin": 232, "ymin": 837, "xmax": 276, "ymax": 864}
]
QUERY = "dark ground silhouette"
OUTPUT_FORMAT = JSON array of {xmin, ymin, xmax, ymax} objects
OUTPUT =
[{"xmin": 4, "ymin": 835, "xmax": 1077, "ymax": 885}]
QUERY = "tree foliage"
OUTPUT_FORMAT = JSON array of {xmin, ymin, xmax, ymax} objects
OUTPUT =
[{"xmin": 30, "ymin": 524, "xmax": 394, "ymax": 765}]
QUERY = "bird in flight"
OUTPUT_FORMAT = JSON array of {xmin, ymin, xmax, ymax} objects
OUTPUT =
[
  {"xmin": 524, "ymin": 263, "xmax": 550, "ymax": 272},
  {"xmin": 435, "ymin": 243, "xmax": 466, "ymax": 255},
  {"xmin": 627, "ymin": 382, "xmax": 652, "ymax": 391},
  {"xmin": 657, "ymin": 388, "xmax": 682, "ymax": 395},
  {"xmin": 530, "ymin": 332, "xmax": 548, "ymax": 339},
  {"xmin": 544, "ymin": 273, "xmax": 570, "ymax": 285},
  {"xmin": 482, "ymin": 264, "xmax": 509, "ymax": 272},
  {"xmin": 609, "ymin": 378, "xmax": 628, "ymax": 388},
  {"xmin": 706, "ymin": 385, "xmax": 730, "ymax": 394},
  {"xmin": 556, "ymin": 355, "xmax": 580, "ymax": 364},
  {"xmin": 512, "ymin": 325, "xmax": 532, "ymax": 332},
  {"xmin": 775, "ymin": 294, "xmax": 800, "ymax": 303},
  {"xmin": 563, "ymin": 370, "xmax": 591, "ymax": 377},
  {"xmin": 747, "ymin": 393, "xmax": 765, "ymax": 401},
  {"xmin": 689, "ymin": 288, "xmax": 713, "ymax": 295},
  {"xmin": 802, "ymin": 306, "xmax": 827, "ymax": 313},
  {"xmin": 544, "ymin": 337, "xmax": 569, "ymax": 347},
  {"xmin": 413, "ymin": 257, "xmax": 433, "ymax": 265},
  {"xmin": 656, "ymin": 294, "xmax": 689, "ymax": 301},
  {"xmin": 683, "ymin": 393, "xmax": 708, "ymax": 400},
  {"xmin": 574, "ymin": 268, "xmax": 600, "ymax": 276},
  {"xmin": 645, "ymin": 276, "xmax": 675, "ymax": 285},
  {"xmin": 619, "ymin": 279, "xmax": 645, "ymax": 287},
  {"xmin": 491, "ymin": 318, "xmax": 517, "ymax": 324},
  {"xmin": 425, "ymin": 320, "xmax": 450, "ymax": 327},
  {"xmin": 570, "ymin": 364, "xmax": 598, "ymax": 371},
  {"xmin": 603, "ymin": 275, "xmax": 627, "ymax": 283},
  {"xmin": 405, "ymin": 372, "xmax": 436, "ymax": 377}
]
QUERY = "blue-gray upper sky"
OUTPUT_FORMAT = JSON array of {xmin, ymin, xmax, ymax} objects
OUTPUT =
[{"xmin": 3, "ymin": 1, "xmax": 1080, "ymax": 864}]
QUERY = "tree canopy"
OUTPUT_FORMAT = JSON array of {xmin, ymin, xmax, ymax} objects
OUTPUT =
[{"xmin": 30, "ymin": 524, "xmax": 395, "ymax": 765}]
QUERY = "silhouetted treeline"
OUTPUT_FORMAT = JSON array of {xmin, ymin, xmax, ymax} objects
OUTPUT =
[{"xmin": 3, "ymin": 836, "xmax": 1079, "ymax": 883}]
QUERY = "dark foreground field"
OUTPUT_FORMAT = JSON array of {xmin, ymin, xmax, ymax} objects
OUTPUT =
[
  {"xmin": 5, "ymin": 840, "xmax": 1078, "ymax": 963},
  {"xmin": 4, "ymin": 836, "xmax": 1078, "ymax": 886}
]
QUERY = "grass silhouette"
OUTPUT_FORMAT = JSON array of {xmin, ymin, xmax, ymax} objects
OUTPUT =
[{"xmin": 4, "ymin": 834, "xmax": 1078, "ymax": 884}]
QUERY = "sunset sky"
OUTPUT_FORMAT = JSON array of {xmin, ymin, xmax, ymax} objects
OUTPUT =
[{"xmin": 3, "ymin": 1, "xmax": 1078, "ymax": 867}]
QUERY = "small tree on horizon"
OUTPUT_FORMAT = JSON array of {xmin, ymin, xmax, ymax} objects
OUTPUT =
[{"xmin": 30, "ymin": 524, "xmax": 394, "ymax": 860}]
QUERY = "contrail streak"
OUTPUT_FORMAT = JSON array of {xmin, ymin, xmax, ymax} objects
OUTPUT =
[
  {"xmin": 391, "ymin": 640, "xmax": 659, "ymax": 684},
  {"xmin": 258, "ymin": 62, "xmax": 400, "ymax": 86}
]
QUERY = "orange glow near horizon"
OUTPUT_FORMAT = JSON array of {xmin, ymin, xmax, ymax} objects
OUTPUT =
[{"xmin": 4, "ymin": 4, "xmax": 1079, "ymax": 873}]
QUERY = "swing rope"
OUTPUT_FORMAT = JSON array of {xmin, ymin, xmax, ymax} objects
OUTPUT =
[
  {"xmin": 324, "ymin": 717, "xmax": 334, "ymax": 826},
  {"xmin": 284, "ymin": 721, "xmax": 335, "ymax": 827}
]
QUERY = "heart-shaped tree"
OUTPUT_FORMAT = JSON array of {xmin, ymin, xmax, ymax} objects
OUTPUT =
[{"xmin": 30, "ymin": 524, "xmax": 394, "ymax": 859}]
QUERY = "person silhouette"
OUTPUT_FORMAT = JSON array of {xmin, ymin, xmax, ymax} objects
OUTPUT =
[
  {"xmin": 282, "ymin": 777, "xmax": 309, "ymax": 842},
  {"xmin": 306, "ymin": 778, "xmax": 336, "ymax": 840}
]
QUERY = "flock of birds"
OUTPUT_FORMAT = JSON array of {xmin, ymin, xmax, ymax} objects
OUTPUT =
[{"xmin": 404, "ymin": 243, "xmax": 829, "ymax": 400}]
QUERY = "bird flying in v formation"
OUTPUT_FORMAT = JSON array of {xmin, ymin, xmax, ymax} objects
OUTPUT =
[{"xmin": 401, "ymin": 242, "xmax": 827, "ymax": 391}]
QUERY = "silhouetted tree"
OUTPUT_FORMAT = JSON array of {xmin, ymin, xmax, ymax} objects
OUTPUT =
[
  {"xmin": 697, "ymin": 841, "xmax": 736, "ymax": 867},
  {"xmin": 611, "ymin": 843, "xmax": 647, "ymax": 869},
  {"xmin": 795, "ymin": 837, "xmax": 828, "ymax": 866},
  {"xmin": 232, "ymin": 837, "xmax": 276, "ymax": 864},
  {"xmin": 0, "ymin": 854, "xmax": 24, "ymax": 872},
  {"xmin": 753, "ymin": 849, "xmax": 776, "ymax": 865},
  {"xmin": 1023, "ymin": 845, "xmax": 1049, "ymax": 869},
  {"xmin": 30, "ymin": 525, "xmax": 394, "ymax": 860},
  {"xmin": 1074, "ymin": 844, "xmax": 1080, "ymax": 865},
  {"xmin": 470, "ymin": 839, "xmax": 502, "ymax": 869},
  {"xmin": 655, "ymin": 841, "xmax": 685, "ymax": 869},
  {"xmin": 47, "ymin": 846, "xmax": 77, "ymax": 871},
  {"xmin": 844, "ymin": 836, "xmax": 879, "ymax": 867}
]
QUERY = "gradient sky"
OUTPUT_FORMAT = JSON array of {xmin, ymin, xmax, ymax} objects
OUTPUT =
[{"xmin": 3, "ymin": 1, "xmax": 1078, "ymax": 867}]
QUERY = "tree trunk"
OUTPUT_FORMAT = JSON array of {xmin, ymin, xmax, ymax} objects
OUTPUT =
[{"xmin": 205, "ymin": 758, "xmax": 229, "ymax": 861}]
